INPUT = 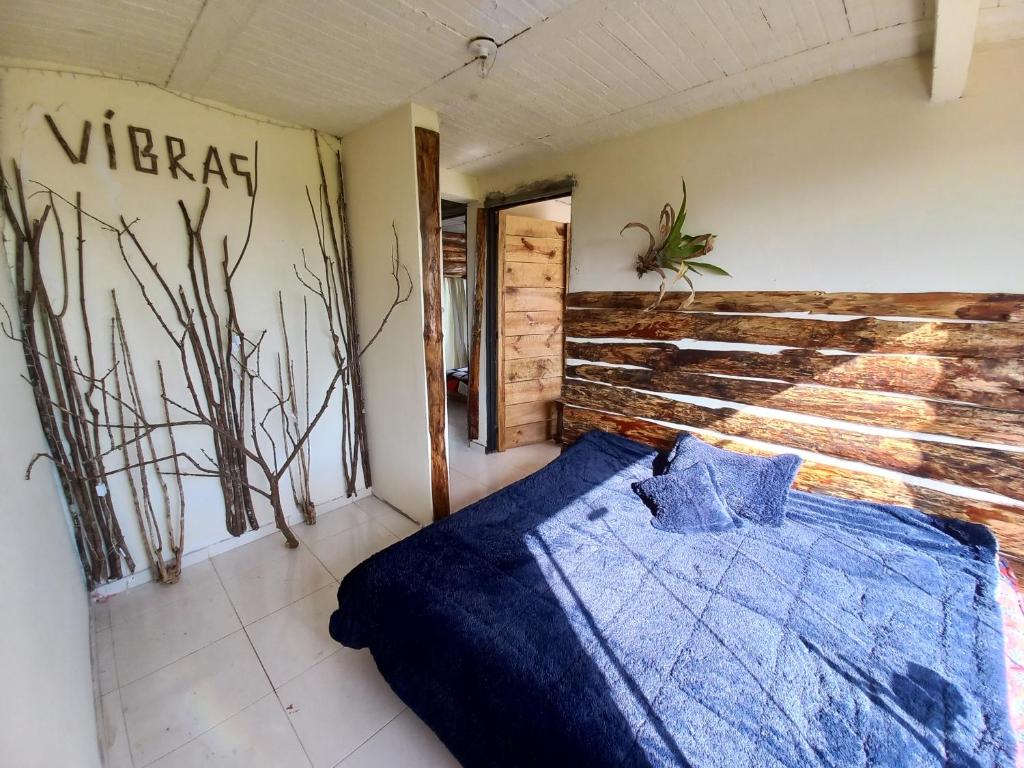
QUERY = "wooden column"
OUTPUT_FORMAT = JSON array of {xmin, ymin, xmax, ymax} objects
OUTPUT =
[
  {"xmin": 415, "ymin": 127, "xmax": 450, "ymax": 520},
  {"xmin": 468, "ymin": 207, "xmax": 486, "ymax": 441}
]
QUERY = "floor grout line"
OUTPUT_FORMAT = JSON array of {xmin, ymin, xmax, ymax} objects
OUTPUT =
[{"xmin": 330, "ymin": 707, "xmax": 408, "ymax": 768}]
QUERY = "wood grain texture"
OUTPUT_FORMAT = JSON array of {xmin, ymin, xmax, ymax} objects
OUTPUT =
[
  {"xmin": 566, "ymin": 341, "xmax": 1024, "ymax": 410},
  {"xmin": 505, "ymin": 355, "xmax": 561, "ymax": 382},
  {"xmin": 505, "ymin": 419, "xmax": 556, "ymax": 447},
  {"xmin": 505, "ymin": 400, "xmax": 555, "ymax": 427},
  {"xmin": 504, "ymin": 333, "xmax": 563, "ymax": 360},
  {"xmin": 467, "ymin": 208, "xmax": 486, "ymax": 441},
  {"xmin": 504, "ymin": 215, "xmax": 567, "ymax": 239},
  {"xmin": 562, "ymin": 380, "xmax": 1024, "ymax": 501},
  {"xmin": 503, "ymin": 235, "xmax": 565, "ymax": 263},
  {"xmin": 503, "ymin": 310, "xmax": 563, "ymax": 337},
  {"xmin": 505, "ymin": 286, "xmax": 563, "ymax": 313},
  {"xmin": 505, "ymin": 377, "xmax": 562, "ymax": 405},
  {"xmin": 567, "ymin": 290, "xmax": 1024, "ymax": 321},
  {"xmin": 504, "ymin": 261, "xmax": 565, "ymax": 288},
  {"xmin": 561, "ymin": 406, "xmax": 1024, "ymax": 558},
  {"xmin": 565, "ymin": 309, "xmax": 1024, "ymax": 357},
  {"xmin": 566, "ymin": 364, "xmax": 1024, "ymax": 447},
  {"xmin": 414, "ymin": 127, "xmax": 449, "ymax": 520}
]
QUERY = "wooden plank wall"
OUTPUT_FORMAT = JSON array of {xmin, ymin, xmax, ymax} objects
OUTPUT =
[
  {"xmin": 498, "ymin": 214, "xmax": 567, "ymax": 449},
  {"xmin": 561, "ymin": 290, "xmax": 1024, "ymax": 561},
  {"xmin": 443, "ymin": 231, "xmax": 467, "ymax": 277}
]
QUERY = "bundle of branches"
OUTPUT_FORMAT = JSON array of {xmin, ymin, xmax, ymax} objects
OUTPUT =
[
  {"xmin": 0, "ymin": 162, "xmax": 134, "ymax": 587},
  {"xmin": 27, "ymin": 148, "xmax": 410, "ymax": 549},
  {"xmin": 298, "ymin": 135, "xmax": 370, "ymax": 499},
  {"xmin": 622, "ymin": 178, "xmax": 727, "ymax": 309}
]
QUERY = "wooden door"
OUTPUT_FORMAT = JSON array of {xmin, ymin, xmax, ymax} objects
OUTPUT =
[{"xmin": 497, "ymin": 213, "xmax": 567, "ymax": 450}]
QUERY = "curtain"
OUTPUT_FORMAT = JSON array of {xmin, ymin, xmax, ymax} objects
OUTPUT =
[{"xmin": 443, "ymin": 277, "xmax": 469, "ymax": 370}]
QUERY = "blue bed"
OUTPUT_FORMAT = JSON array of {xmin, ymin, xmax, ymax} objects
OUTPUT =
[{"xmin": 329, "ymin": 430, "xmax": 1015, "ymax": 767}]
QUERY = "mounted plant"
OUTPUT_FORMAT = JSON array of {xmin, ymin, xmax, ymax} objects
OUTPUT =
[{"xmin": 622, "ymin": 179, "xmax": 726, "ymax": 308}]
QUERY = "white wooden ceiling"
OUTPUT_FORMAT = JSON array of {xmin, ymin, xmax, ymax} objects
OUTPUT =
[{"xmin": 1, "ymin": 0, "xmax": 1022, "ymax": 174}]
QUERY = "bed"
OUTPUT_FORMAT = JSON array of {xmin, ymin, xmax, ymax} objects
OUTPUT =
[
  {"xmin": 330, "ymin": 289, "xmax": 1024, "ymax": 766},
  {"xmin": 331, "ymin": 429, "xmax": 1015, "ymax": 766}
]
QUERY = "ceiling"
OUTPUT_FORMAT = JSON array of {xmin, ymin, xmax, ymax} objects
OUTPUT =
[{"xmin": 2, "ymin": 0, "xmax": 1022, "ymax": 175}]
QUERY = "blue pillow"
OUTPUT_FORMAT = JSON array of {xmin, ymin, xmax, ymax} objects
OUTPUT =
[
  {"xmin": 667, "ymin": 433, "xmax": 802, "ymax": 527},
  {"xmin": 633, "ymin": 462, "xmax": 738, "ymax": 534}
]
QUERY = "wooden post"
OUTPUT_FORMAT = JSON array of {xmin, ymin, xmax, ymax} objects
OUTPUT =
[
  {"xmin": 468, "ymin": 207, "xmax": 486, "ymax": 441},
  {"xmin": 414, "ymin": 127, "xmax": 450, "ymax": 520}
]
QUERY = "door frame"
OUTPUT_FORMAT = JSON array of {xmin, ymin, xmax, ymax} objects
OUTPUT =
[{"xmin": 484, "ymin": 182, "xmax": 575, "ymax": 453}]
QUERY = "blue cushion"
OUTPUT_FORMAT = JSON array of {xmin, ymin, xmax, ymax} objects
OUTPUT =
[
  {"xmin": 633, "ymin": 462, "xmax": 738, "ymax": 534},
  {"xmin": 667, "ymin": 433, "xmax": 802, "ymax": 526}
]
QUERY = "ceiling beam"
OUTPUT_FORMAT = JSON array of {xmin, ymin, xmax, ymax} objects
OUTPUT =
[
  {"xmin": 166, "ymin": 0, "xmax": 263, "ymax": 93},
  {"xmin": 931, "ymin": 0, "xmax": 981, "ymax": 102}
]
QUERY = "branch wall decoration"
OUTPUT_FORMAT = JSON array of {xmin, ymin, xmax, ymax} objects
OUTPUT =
[{"xmin": 0, "ymin": 136, "xmax": 400, "ymax": 587}]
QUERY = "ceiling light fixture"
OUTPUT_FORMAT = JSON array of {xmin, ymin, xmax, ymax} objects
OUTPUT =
[{"xmin": 468, "ymin": 36, "xmax": 498, "ymax": 78}]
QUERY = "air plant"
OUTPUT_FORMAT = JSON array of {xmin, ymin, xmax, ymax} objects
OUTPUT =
[{"xmin": 621, "ymin": 179, "xmax": 727, "ymax": 309}]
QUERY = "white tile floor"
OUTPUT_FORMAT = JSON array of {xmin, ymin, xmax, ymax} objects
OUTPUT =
[{"xmin": 95, "ymin": 406, "xmax": 560, "ymax": 768}]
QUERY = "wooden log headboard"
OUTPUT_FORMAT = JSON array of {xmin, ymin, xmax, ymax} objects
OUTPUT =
[{"xmin": 560, "ymin": 290, "xmax": 1024, "ymax": 561}]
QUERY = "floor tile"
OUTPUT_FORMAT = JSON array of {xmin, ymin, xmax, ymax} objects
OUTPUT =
[
  {"xmin": 448, "ymin": 448, "xmax": 534, "ymax": 493},
  {"xmin": 146, "ymin": 694, "xmax": 310, "ymax": 768},
  {"xmin": 216, "ymin": 545, "xmax": 334, "ymax": 626},
  {"xmin": 95, "ymin": 626, "xmax": 118, "ymax": 695},
  {"xmin": 109, "ymin": 559, "xmax": 221, "ymax": 628},
  {"xmin": 357, "ymin": 496, "xmax": 420, "ymax": 539},
  {"xmin": 277, "ymin": 649, "xmax": 404, "ymax": 768},
  {"xmin": 120, "ymin": 630, "xmax": 272, "ymax": 766},
  {"xmin": 99, "ymin": 690, "xmax": 133, "ymax": 768},
  {"xmin": 336, "ymin": 708, "xmax": 460, "ymax": 768},
  {"xmin": 448, "ymin": 468, "xmax": 492, "ymax": 512},
  {"xmin": 93, "ymin": 599, "xmax": 112, "ymax": 632},
  {"xmin": 246, "ymin": 584, "xmax": 341, "ymax": 689},
  {"xmin": 305, "ymin": 520, "xmax": 397, "ymax": 581},
  {"xmin": 212, "ymin": 532, "xmax": 305, "ymax": 581},
  {"xmin": 294, "ymin": 504, "xmax": 375, "ymax": 546},
  {"xmin": 113, "ymin": 580, "xmax": 240, "ymax": 684}
]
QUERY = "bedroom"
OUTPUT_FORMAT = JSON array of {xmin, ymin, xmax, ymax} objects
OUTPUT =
[{"xmin": 1, "ymin": 2, "xmax": 1022, "ymax": 767}]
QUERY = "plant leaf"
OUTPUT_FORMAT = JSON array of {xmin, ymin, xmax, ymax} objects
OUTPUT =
[{"xmin": 686, "ymin": 261, "xmax": 730, "ymax": 276}]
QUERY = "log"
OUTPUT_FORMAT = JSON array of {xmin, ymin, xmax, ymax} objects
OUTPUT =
[
  {"xmin": 565, "ymin": 308, "xmax": 1024, "ymax": 358},
  {"xmin": 561, "ymin": 406, "xmax": 1024, "ymax": 558},
  {"xmin": 566, "ymin": 290, "xmax": 1024, "ymax": 322},
  {"xmin": 566, "ymin": 364, "xmax": 1024, "ymax": 447},
  {"xmin": 566, "ymin": 341, "xmax": 1024, "ymax": 411},
  {"xmin": 415, "ymin": 127, "xmax": 449, "ymax": 520},
  {"xmin": 561, "ymin": 380, "xmax": 1024, "ymax": 502}
]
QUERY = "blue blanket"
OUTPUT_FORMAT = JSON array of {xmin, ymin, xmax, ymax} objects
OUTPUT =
[{"xmin": 329, "ymin": 430, "xmax": 1014, "ymax": 767}]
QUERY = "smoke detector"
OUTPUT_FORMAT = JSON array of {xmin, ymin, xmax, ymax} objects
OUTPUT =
[{"xmin": 468, "ymin": 36, "xmax": 498, "ymax": 78}]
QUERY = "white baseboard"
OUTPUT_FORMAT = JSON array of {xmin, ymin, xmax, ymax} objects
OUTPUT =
[{"xmin": 90, "ymin": 487, "xmax": 373, "ymax": 600}]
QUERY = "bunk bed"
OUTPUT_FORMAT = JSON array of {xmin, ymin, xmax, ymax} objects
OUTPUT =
[{"xmin": 330, "ymin": 290, "xmax": 1024, "ymax": 767}]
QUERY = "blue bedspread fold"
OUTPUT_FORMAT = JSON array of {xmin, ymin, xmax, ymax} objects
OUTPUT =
[{"xmin": 329, "ymin": 430, "xmax": 1015, "ymax": 768}]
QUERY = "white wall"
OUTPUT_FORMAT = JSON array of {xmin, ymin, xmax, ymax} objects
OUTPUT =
[
  {"xmin": 0, "ymin": 67, "xmax": 365, "ymax": 574},
  {"xmin": 342, "ymin": 104, "xmax": 438, "ymax": 523},
  {"xmin": 0, "ymin": 255, "xmax": 100, "ymax": 767},
  {"xmin": 476, "ymin": 42, "xmax": 1024, "ymax": 295}
]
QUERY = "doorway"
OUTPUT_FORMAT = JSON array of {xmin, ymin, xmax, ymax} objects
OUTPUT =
[{"xmin": 485, "ymin": 194, "xmax": 572, "ymax": 453}]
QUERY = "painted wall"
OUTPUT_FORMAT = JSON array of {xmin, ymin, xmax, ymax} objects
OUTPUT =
[
  {"xmin": 0, "ymin": 250, "xmax": 100, "ymax": 767},
  {"xmin": 476, "ymin": 41, "xmax": 1024, "ymax": 295},
  {"xmin": 342, "ymin": 104, "xmax": 438, "ymax": 523},
  {"xmin": 0, "ymin": 67, "xmax": 368, "ymax": 575}
]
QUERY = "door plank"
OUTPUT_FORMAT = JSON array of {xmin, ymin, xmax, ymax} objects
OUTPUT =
[
  {"xmin": 505, "ymin": 400, "xmax": 555, "ymax": 427},
  {"xmin": 504, "ymin": 235, "xmax": 566, "ymax": 263},
  {"xmin": 505, "ymin": 286, "xmax": 563, "ymax": 312},
  {"xmin": 503, "ymin": 311, "xmax": 563, "ymax": 337},
  {"xmin": 504, "ymin": 215, "xmax": 567, "ymax": 238},
  {"xmin": 505, "ymin": 377, "xmax": 562, "ymax": 405},
  {"xmin": 505, "ymin": 355, "xmax": 562, "ymax": 382},
  {"xmin": 504, "ymin": 262, "xmax": 565, "ymax": 289},
  {"xmin": 504, "ymin": 333, "xmax": 563, "ymax": 360}
]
